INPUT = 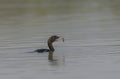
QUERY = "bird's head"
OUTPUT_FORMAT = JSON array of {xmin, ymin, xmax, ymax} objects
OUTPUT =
[
  {"xmin": 47, "ymin": 35, "xmax": 64, "ymax": 52},
  {"xmin": 48, "ymin": 35, "xmax": 64, "ymax": 43}
]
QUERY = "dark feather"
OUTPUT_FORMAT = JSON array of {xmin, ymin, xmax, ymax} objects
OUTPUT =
[{"xmin": 34, "ymin": 49, "xmax": 50, "ymax": 53}]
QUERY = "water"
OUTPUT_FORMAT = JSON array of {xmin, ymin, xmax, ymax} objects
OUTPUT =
[{"xmin": 0, "ymin": 0, "xmax": 120, "ymax": 79}]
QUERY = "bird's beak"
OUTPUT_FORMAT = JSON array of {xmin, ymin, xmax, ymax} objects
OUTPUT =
[{"xmin": 56, "ymin": 36, "xmax": 64, "ymax": 42}]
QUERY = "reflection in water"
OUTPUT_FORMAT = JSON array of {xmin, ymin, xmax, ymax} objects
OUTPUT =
[
  {"xmin": 48, "ymin": 51, "xmax": 59, "ymax": 66},
  {"xmin": 48, "ymin": 51, "xmax": 54, "ymax": 61},
  {"xmin": 48, "ymin": 51, "xmax": 65, "ymax": 66}
]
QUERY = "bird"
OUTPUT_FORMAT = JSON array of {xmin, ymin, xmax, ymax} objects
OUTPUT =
[{"xmin": 31, "ymin": 35, "xmax": 64, "ymax": 53}]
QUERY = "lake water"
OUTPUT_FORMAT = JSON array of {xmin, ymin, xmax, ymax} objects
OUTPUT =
[{"xmin": 0, "ymin": 0, "xmax": 120, "ymax": 79}]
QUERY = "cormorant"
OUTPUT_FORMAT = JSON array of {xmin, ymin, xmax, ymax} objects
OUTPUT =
[{"xmin": 34, "ymin": 35, "xmax": 64, "ymax": 53}]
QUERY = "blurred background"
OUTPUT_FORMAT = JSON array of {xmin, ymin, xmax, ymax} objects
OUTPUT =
[
  {"xmin": 0, "ymin": 0, "xmax": 120, "ymax": 49},
  {"xmin": 0, "ymin": 0, "xmax": 120, "ymax": 22}
]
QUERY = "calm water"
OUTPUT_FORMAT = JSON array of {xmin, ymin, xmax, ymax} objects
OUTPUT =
[{"xmin": 0, "ymin": 0, "xmax": 120, "ymax": 79}]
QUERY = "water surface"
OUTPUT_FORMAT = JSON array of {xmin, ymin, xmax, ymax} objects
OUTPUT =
[{"xmin": 0, "ymin": 0, "xmax": 120, "ymax": 79}]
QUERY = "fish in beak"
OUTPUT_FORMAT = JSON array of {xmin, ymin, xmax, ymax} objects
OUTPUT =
[{"xmin": 56, "ymin": 36, "xmax": 64, "ymax": 42}]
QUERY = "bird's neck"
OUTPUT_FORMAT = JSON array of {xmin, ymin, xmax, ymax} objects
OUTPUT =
[{"xmin": 48, "ymin": 41, "xmax": 55, "ymax": 52}]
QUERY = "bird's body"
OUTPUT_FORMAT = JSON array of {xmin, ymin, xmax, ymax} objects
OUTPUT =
[
  {"xmin": 34, "ymin": 49, "xmax": 50, "ymax": 53},
  {"xmin": 29, "ymin": 35, "xmax": 64, "ymax": 53}
]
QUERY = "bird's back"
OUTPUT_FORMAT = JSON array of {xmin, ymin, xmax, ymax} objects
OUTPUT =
[{"xmin": 34, "ymin": 49, "xmax": 50, "ymax": 53}]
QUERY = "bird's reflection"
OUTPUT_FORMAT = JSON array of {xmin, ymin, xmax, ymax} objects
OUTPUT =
[
  {"xmin": 48, "ymin": 51, "xmax": 54, "ymax": 61},
  {"xmin": 48, "ymin": 51, "xmax": 65, "ymax": 66}
]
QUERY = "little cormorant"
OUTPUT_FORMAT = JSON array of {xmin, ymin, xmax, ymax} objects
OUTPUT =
[{"xmin": 34, "ymin": 35, "xmax": 64, "ymax": 53}]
